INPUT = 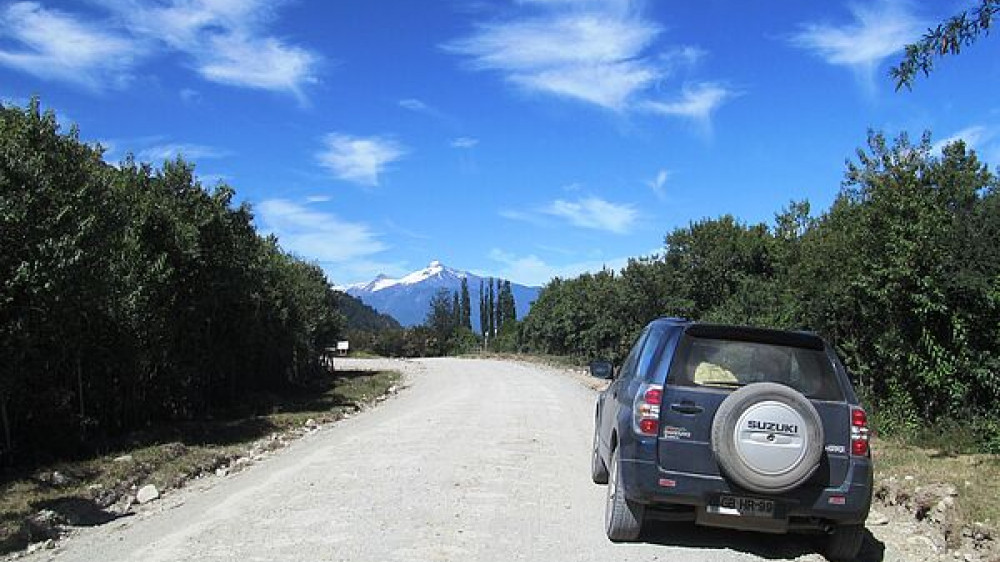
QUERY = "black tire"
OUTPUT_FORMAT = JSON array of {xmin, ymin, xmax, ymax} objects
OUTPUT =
[
  {"xmin": 604, "ymin": 446, "xmax": 644, "ymax": 542},
  {"xmin": 824, "ymin": 524, "xmax": 864, "ymax": 561},
  {"xmin": 711, "ymin": 382, "xmax": 824, "ymax": 494},
  {"xmin": 591, "ymin": 422, "xmax": 609, "ymax": 484}
]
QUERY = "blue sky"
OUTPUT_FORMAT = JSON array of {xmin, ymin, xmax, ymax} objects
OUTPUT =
[{"xmin": 2, "ymin": 0, "xmax": 998, "ymax": 287}]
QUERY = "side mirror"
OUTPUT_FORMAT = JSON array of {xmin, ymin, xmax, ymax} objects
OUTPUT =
[{"xmin": 589, "ymin": 359, "xmax": 614, "ymax": 379}]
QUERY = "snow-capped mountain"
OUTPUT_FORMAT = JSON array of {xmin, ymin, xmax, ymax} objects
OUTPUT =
[{"xmin": 341, "ymin": 261, "xmax": 541, "ymax": 328}]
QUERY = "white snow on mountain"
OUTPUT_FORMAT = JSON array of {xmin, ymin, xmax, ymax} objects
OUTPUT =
[{"xmin": 339, "ymin": 260, "xmax": 540, "ymax": 327}]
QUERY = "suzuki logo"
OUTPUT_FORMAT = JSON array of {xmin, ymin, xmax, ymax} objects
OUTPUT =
[{"xmin": 748, "ymin": 420, "xmax": 799, "ymax": 434}]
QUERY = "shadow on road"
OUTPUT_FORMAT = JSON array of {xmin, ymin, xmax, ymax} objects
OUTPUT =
[{"xmin": 641, "ymin": 521, "xmax": 885, "ymax": 561}]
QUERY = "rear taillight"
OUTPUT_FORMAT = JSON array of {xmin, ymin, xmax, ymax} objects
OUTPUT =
[
  {"xmin": 850, "ymin": 407, "xmax": 870, "ymax": 456},
  {"xmin": 633, "ymin": 384, "xmax": 663, "ymax": 437}
]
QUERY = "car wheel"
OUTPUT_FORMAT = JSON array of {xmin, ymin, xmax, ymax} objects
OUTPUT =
[
  {"xmin": 824, "ymin": 524, "xmax": 864, "ymax": 561},
  {"xmin": 591, "ymin": 423, "xmax": 609, "ymax": 484},
  {"xmin": 604, "ymin": 446, "xmax": 644, "ymax": 542},
  {"xmin": 711, "ymin": 382, "xmax": 824, "ymax": 494}
]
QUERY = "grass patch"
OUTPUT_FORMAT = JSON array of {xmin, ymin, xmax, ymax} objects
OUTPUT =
[
  {"xmin": 346, "ymin": 350, "xmax": 383, "ymax": 359},
  {"xmin": 0, "ymin": 369, "xmax": 400, "ymax": 554},
  {"xmin": 472, "ymin": 351, "xmax": 588, "ymax": 370},
  {"xmin": 873, "ymin": 436, "xmax": 1000, "ymax": 529}
]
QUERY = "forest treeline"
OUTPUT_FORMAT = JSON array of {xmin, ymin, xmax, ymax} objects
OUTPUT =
[
  {"xmin": 520, "ymin": 132, "xmax": 1000, "ymax": 448},
  {"xmin": 0, "ymin": 100, "xmax": 343, "ymax": 465}
]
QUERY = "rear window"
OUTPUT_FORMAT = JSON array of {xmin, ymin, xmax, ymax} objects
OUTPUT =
[{"xmin": 670, "ymin": 337, "xmax": 843, "ymax": 401}]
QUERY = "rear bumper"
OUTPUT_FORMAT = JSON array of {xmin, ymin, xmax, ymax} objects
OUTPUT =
[{"xmin": 619, "ymin": 457, "xmax": 873, "ymax": 526}]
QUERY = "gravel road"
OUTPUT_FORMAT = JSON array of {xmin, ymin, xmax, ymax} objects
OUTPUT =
[{"xmin": 22, "ymin": 358, "xmax": 898, "ymax": 562}]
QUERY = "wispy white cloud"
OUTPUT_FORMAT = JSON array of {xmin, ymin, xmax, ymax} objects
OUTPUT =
[
  {"xmin": 931, "ymin": 125, "xmax": 994, "ymax": 154},
  {"xmin": 256, "ymin": 198, "xmax": 388, "ymax": 265},
  {"xmin": 444, "ymin": 0, "xmax": 733, "ymax": 123},
  {"xmin": 789, "ymin": 0, "xmax": 925, "ymax": 84},
  {"xmin": 0, "ymin": 0, "xmax": 319, "ymax": 98},
  {"xmin": 0, "ymin": 2, "xmax": 139, "ymax": 90},
  {"xmin": 641, "ymin": 82, "xmax": 733, "ymax": 125},
  {"xmin": 316, "ymin": 133, "xmax": 407, "ymax": 187},
  {"xmin": 445, "ymin": 11, "xmax": 659, "ymax": 110},
  {"xmin": 486, "ymin": 248, "xmax": 631, "ymax": 286},
  {"xmin": 451, "ymin": 137, "xmax": 479, "ymax": 149},
  {"xmin": 197, "ymin": 173, "xmax": 230, "ymax": 185},
  {"xmin": 137, "ymin": 142, "xmax": 229, "ymax": 163},
  {"xmin": 544, "ymin": 197, "xmax": 637, "ymax": 233},
  {"xmin": 104, "ymin": 0, "xmax": 320, "ymax": 99},
  {"xmin": 179, "ymin": 88, "xmax": 202, "ymax": 104},
  {"xmin": 647, "ymin": 169, "xmax": 669, "ymax": 200},
  {"xmin": 398, "ymin": 97, "xmax": 456, "ymax": 124},
  {"xmin": 503, "ymin": 196, "xmax": 638, "ymax": 234},
  {"xmin": 305, "ymin": 195, "xmax": 332, "ymax": 203},
  {"xmin": 932, "ymin": 125, "xmax": 1000, "ymax": 166},
  {"xmin": 199, "ymin": 34, "xmax": 318, "ymax": 99},
  {"xmin": 399, "ymin": 98, "xmax": 431, "ymax": 112}
]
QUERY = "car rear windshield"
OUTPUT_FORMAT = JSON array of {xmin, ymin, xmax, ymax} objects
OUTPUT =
[{"xmin": 670, "ymin": 336, "xmax": 844, "ymax": 401}]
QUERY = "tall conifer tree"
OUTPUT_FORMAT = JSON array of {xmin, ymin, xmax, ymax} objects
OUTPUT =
[{"xmin": 460, "ymin": 278, "xmax": 472, "ymax": 330}]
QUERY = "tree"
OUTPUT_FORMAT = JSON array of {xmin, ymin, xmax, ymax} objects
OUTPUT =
[
  {"xmin": 425, "ymin": 288, "xmax": 456, "ymax": 351},
  {"xmin": 891, "ymin": 0, "xmax": 999, "ymax": 89},
  {"xmin": 479, "ymin": 279, "xmax": 487, "ymax": 336},
  {"xmin": 487, "ymin": 278, "xmax": 496, "ymax": 337},
  {"xmin": 0, "ymin": 98, "xmax": 346, "ymax": 464},
  {"xmin": 517, "ymin": 129, "xmax": 1000, "ymax": 450},
  {"xmin": 460, "ymin": 278, "xmax": 472, "ymax": 331}
]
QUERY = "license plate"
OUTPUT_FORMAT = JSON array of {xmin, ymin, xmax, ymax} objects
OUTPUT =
[{"xmin": 710, "ymin": 495, "xmax": 776, "ymax": 518}]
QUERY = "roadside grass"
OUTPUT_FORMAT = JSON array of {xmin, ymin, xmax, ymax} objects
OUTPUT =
[
  {"xmin": 473, "ymin": 351, "xmax": 587, "ymax": 370},
  {"xmin": 0, "ymin": 369, "xmax": 401, "ymax": 555},
  {"xmin": 873, "ymin": 436, "xmax": 1000, "ymax": 530}
]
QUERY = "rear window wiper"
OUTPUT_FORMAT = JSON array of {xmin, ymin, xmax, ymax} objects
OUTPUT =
[{"xmin": 698, "ymin": 381, "xmax": 747, "ymax": 389}]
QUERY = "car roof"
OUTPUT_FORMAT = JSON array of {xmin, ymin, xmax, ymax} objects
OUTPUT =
[{"xmin": 648, "ymin": 318, "xmax": 826, "ymax": 351}]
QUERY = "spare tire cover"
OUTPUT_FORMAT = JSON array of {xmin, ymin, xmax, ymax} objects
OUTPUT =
[{"xmin": 711, "ymin": 382, "xmax": 823, "ymax": 494}]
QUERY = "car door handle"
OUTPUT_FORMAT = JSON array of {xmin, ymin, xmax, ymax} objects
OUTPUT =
[{"xmin": 670, "ymin": 402, "xmax": 703, "ymax": 415}]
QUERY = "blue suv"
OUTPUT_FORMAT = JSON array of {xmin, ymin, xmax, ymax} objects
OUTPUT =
[{"xmin": 591, "ymin": 319, "xmax": 873, "ymax": 561}]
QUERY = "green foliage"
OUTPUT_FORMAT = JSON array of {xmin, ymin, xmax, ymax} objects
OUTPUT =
[
  {"xmin": 460, "ymin": 278, "xmax": 472, "ymax": 331},
  {"xmin": 0, "ymin": 99, "xmax": 343, "ymax": 465},
  {"xmin": 520, "ymin": 130, "xmax": 1000, "ymax": 451},
  {"xmin": 335, "ymin": 291, "xmax": 400, "ymax": 333},
  {"xmin": 892, "ymin": 0, "xmax": 999, "ymax": 89}
]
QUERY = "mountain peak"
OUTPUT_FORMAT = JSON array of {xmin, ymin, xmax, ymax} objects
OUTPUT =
[{"xmin": 344, "ymin": 263, "xmax": 540, "ymax": 327}]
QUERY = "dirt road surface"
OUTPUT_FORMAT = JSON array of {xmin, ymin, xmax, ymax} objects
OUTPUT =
[{"xmin": 21, "ymin": 358, "xmax": 900, "ymax": 562}]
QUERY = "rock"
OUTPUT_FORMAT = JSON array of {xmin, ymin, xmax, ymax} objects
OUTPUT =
[
  {"xmin": 304, "ymin": 418, "xmax": 318, "ymax": 429},
  {"xmin": 110, "ymin": 495, "xmax": 134, "ymax": 515},
  {"xmin": 215, "ymin": 468, "xmax": 229, "ymax": 477},
  {"xmin": 51, "ymin": 471, "xmax": 70, "ymax": 486},
  {"xmin": 867, "ymin": 510, "xmax": 890, "ymax": 525},
  {"xmin": 113, "ymin": 454, "xmax": 134, "ymax": 463},
  {"xmin": 26, "ymin": 510, "xmax": 62, "ymax": 541},
  {"xmin": 914, "ymin": 483, "xmax": 959, "ymax": 519},
  {"xmin": 135, "ymin": 484, "xmax": 159, "ymax": 504},
  {"xmin": 907, "ymin": 534, "xmax": 940, "ymax": 551},
  {"xmin": 27, "ymin": 539, "xmax": 56, "ymax": 554}
]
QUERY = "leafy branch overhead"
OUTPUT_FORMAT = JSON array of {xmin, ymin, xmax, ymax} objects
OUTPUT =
[{"xmin": 892, "ymin": 0, "xmax": 999, "ymax": 89}]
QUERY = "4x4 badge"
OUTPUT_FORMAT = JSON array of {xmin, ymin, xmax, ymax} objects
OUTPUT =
[{"xmin": 663, "ymin": 426, "xmax": 692, "ymax": 440}]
